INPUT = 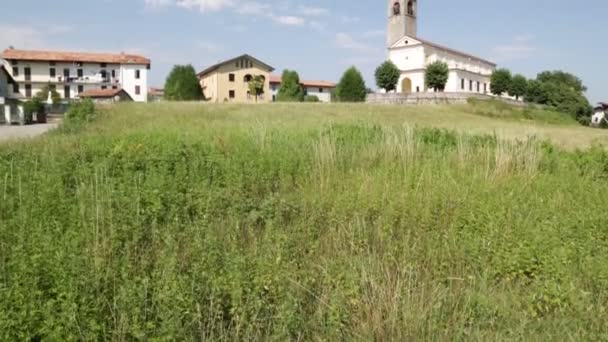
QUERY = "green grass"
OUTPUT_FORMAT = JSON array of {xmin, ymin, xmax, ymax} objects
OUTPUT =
[{"xmin": 1, "ymin": 102, "xmax": 608, "ymax": 340}]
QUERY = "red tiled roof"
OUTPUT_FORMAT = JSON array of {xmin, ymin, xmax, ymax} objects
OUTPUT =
[
  {"xmin": 269, "ymin": 74, "xmax": 336, "ymax": 88},
  {"xmin": 1, "ymin": 48, "xmax": 150, "ymax": 65},
  {"xmin": 149, "ymin": 87, "xmax": 164, "ymax": 96},
  {"xmin": 80, "ymin": 88, "xmax": 128, "ymax": 98}
]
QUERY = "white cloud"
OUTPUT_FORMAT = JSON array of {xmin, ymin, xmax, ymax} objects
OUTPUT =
[
  {"xmin": 362, "ymin": 29, "xmax": 384, "ymax": 39},
  {"xmin": 274, "ymin": 15, "xmax": 305, "ymax": 26},
  {"xmin": 298, "ymin": 6, "xmax": 330, "ymax": 16},
  {"xmin": 492, "ymin": 35, "xmax": 538, "ymax": 61},
  {"xmin": 340, "ymin": 15, "xmax": 360, "ymax": 24},
  {"xmin": 145, "ymin": 0, "xmax": 233, "ymax": 12},
  {"xmin": 335, "ymin": 32, "xmax": 372, "ymax": 52}
]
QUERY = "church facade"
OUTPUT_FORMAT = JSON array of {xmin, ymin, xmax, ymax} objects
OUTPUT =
[{"xmin": 387, "ymin": 0, "xmax": 496, "ymax": 94}]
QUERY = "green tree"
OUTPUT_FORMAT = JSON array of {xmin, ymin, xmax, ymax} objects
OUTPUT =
[
  {"xmin": 248, "ymin": 75, "xmax": 265, "ymax": 103},
  {"xmin": 537, "ymin": 70, "xmax": 586, "ymax": 93},
  {"xmin": 509, "ymin": 74, "xmax": 528, "ymax": 100},
  {"xmin": 335, "ymin": 66, "xmax": 367, "ymax": 102},
  {"xmin": 276, "ymin": 70, "xmax": 304, "ymax": 102},
  {"xmin": 424, "ymin": 61, "xmax": 449, "ymax": 92},
  {"xmin": 164, "ymin": 65, "xmax": 203, "ymax": 101},
  {"xmin": 34, "ymin": 83, "xmax": 61, "ymax": 104},
  {"xmin": 524, "ymin": 79, "xmax": 549, "ymax": 104},
  {"xmin": 490, "ymin": 69, "xmax": 512, "ymax": 96},
  {"xmin": 375, "ymin": 60, "xmax": 400, "ymax": 92}
]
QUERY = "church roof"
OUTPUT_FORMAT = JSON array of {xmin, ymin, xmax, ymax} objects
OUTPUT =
[{"xmin": 391, "ymin": 35, "xmax": 496, "ymax": 67}]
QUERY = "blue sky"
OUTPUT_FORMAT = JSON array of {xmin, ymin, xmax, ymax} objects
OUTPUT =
[{"xmin": 1, "ymin": 0, "xmax": 606, "ymax": 102}]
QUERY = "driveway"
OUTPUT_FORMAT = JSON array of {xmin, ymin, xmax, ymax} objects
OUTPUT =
[{"xmin": 0, "ymin": 123, "xmax": 59, "ymax": 142}]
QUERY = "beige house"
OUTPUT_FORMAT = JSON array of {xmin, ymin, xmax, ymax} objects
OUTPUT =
[{"xmin": 198, "ymin": 54, "xmax": 274, "ymax": 103}]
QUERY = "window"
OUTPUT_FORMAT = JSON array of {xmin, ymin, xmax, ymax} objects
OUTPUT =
[
  {"xmin": 11, "ymin": 60, "xmax": 18, "ymax": 66},
  {"xmin": 13, "ymin": 83, "xmax": 19, "ymax": 93},
  {"xmin": 476, "ymin": 81, "xmax": 480, "ymax": 92},
  {"xmin": 111, "ymin": 70, "xmax": 116, "ymax": 78},
  {"xmin": 416, "ymin": 86, "xmax": 420, "ymax": 92},
  {"xmin": 112, "ymin": 85, "xmax": 118, "ymax": 90},
  {"xmin": 50, "ymin": 68, "xmax": 56, "ymax": 77},
  {"xmin": 135, "ymin": 70, "xmax": 140, "ymax": 79},
  {"xmin": 100, "ymin": 70, "xmax": 107, "ymax": 80},
  {"xmin": 100, "ymin": 63, "xmax": 107, "ymax": 68},
  {"xmin": 483, "ymin": 83, "xmax": 487, "ymax": 93},
  {"xmin": 77, "ymin": 69, "xmax": 83, "ymax": 78},
  {"xmin": 25, "ymin": 84, "xmax": 32, "ymax": 98},
  {"xmin": 12, "ymin": 66, "xmax": 18, "ymax": 76},
  {"xmin": 469, "ymin": 80, "xmax": 473, "ymax": 91},
  {"xmin": 135, "ymin": 85, "xmax": 141, "ymax": 95},
  {"xmin": 77, "ymin": 62, "xmax": 83, "ymax": 67},
  {"xmin": 64, "ymin": 68, "xmax": 70, "ymax": 78},
  {"xmin": 49, "ymin": 61, "xmax": 55, "ymax": 66},
  {"xmin": 461, "ymin": 79, "xmax": 465, "ymax": 90},
  {"xmin": 229, "ymin": 73, "xmax": 235, "ymax": 82},
  {"xmin": 235, "ymin": 61, "xmax": 239, "ymax": 68},
  {"xmin": 78, "ymin": 85, "xmax": 84, "ymax": 94},
  {"xmin": 249, "ymin": 60, "xmax": 253, "ymax": 68},
  {"xmin": 24, "ymin": 67, "xmax": 31, "ymax": 81},
  {"xmin": 101, "ymin": 86, "xmax": 107, "ymax": 90},
  {"xmin": 64, "ymin": 86, "xmax": 71, "ymax": 99},
  {"xmin": 229, "ymin": 90, "xmax": 235, "ymax": 99}
]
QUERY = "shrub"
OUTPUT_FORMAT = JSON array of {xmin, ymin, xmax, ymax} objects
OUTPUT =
[
  {"xmin": 375, "ymin": 60, "xmax": 400, "ymax": 92},
  {"xmin": 277, "ymin": 70, "xmax": 305, "ymax": 102},
  {"xmin": 164, "ymin": 65, "xmax": 203, "ymax": 101},
  {"xmin": 304, "ymin": 95, "xmax": 320, "ymax": 102},
  {"xmin": 424, "ymin": 61, "xmax": 449, "ymax": 92},
  {"xmin": 336, "ymin": 67, "xmax": 367, "ymax": 102}
]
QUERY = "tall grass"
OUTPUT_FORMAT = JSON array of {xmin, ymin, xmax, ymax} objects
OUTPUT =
[{"xmin": 0, "ymin": 103, "xmax": 608, "ymax": 340}]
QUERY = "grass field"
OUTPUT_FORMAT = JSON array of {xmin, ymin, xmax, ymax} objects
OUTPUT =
[{"xmin": 1, "ymin": 101, "xmax": 608, "ymax": 340}]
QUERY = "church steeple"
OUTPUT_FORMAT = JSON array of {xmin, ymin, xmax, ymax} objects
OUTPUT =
[{"xmin": 387, "ymin": 0, "xmax": 417, "ymax": 47}]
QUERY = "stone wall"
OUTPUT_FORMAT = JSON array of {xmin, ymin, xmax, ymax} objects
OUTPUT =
[{"xmin": 366, "ymin": 92, "xmax": 527, "ymax": 107}]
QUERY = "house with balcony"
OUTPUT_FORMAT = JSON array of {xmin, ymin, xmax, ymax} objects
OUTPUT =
[{"xmin": 1, "ymin": 47, "xmax": 151, "ymax": 124}]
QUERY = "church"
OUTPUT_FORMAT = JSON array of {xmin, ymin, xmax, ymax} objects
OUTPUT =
[{"xmin": 387, "ymin": 0, "xmax": 496, "ymax": 94}]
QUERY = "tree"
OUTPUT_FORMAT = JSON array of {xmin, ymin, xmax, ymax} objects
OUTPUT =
[
  {"xmin": 424, "ymin": 61, "xmax": 449, "ymax": 92},
  {"xmin": 248, "ymin": 75, "xmax": 265, "ymax": 103},
  {"xmin": 490, "ymin": 68, "xmax": 512, "ymax": 96},
  {"xmin": 509, "ymin": 74, "xmax": 528, "ymax": 100},
  {"xmin": 335, "ymin": 66, "xmax": 367, "ymax": 102},
  {"xmin": 537, "ymin": 70, "xmax": 586, "ymax": 93},
  {"xmin": 276, "ymin": 70, "xmax": 304, "ymax": 102},
  {"xmin": 34, "ymin": 83, "xmax": 61, "ymax": 105},
  {"xmin": 375, "ymin": 60, "xmax": 400, "ymax": 92},
  {"xmin": 524, "ymin": 79, "xmax": 549, "ymax": 104},
  {"xmin": 164, "ymin": 65, "xmax": 203, "ymax": 101}
]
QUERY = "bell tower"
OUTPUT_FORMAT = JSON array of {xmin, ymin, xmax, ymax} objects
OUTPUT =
[{"xmin": 387, "ymin": 0, "xmax": 417, "ymax": 47}]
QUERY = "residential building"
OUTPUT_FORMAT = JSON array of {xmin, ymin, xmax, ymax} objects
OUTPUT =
[
  {"xmin": 0, "ymin": 47, "xmax": 150, "ymax": 123},
  {"xmin": 387, "ymin": 0, "xmax": 496, "ymax": 94},
  {"xmin": 269, "ymin": 75, "xmax": 336, "ymax": 103},
  {"xmin": 592, "ymin": 102, "xmax": 608, "ymax": 126},
  {"xmin": 198, "ymin": 54, "xmax": 274, "ymax": 103},
  {"xmin": 79, "ymin": 88, "xmax": 133, "ymax": 103},
  {"xmin": 148, "ymin": 87, "xmax": 164, "ymax": 102}
]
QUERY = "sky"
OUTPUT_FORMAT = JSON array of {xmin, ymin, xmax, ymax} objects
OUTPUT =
[{"xmin": 1, "ymin": 0, "xmax": 606, "ymax": 103}]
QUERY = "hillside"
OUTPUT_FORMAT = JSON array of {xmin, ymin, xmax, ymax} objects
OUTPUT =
[{"xmin": 0, "ymin": 102, "xmax": 607, "ymax": 340}]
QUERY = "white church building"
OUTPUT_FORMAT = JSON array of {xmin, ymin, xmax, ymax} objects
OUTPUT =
[{"xmin": 387, "ymin": 0, "xmax": 496, "ymax": 94}]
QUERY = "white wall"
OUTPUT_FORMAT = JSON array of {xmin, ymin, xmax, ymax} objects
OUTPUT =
[
  {"xmin": 305, "ymin": 87, "xmax": 332, "ymax": 103},
  {"xmin": 389, "ymin": 44, "xmax": 425, "ymax": 71},
  {"xmin": 397, "ymin": 70, "xmax": 425, "ymax": 93},
  {"xmin": 120, "ymin": 65, "xmax": 148, "ymax": 102}
]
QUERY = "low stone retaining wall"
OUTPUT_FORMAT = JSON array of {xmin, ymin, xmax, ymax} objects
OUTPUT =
[{"xmin": 366, "ymin": 92, "xmax": 526, "ymax": 107}]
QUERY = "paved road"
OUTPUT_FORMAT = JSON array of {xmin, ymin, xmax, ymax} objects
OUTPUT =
[{"xmin": 0, "ymin": 123, "xmax": 59, "ymax": 142}]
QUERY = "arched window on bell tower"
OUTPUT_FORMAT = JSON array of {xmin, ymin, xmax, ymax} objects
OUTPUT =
[
  {"xmin": 393, "ymin": 2, "xmax": 401, "ymax": 16},
  {"xmin": 407, "ymin": 0, "xmax": 415, "ymax": 16}
]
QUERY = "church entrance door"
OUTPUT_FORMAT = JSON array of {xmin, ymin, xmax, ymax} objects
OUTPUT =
[{"xmin": 401, "ymin": 78, "xmax": 412, "ymax": 94}]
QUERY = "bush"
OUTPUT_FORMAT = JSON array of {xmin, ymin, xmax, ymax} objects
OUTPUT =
[
  {"xmin": 59, "ymin": 99, "xmax": 96, "ymax": 133},
  {"xmin": 490, "ymin": 69, "xmax": 512, "ymax": 96},
  {"xmin": 336, "ymin": 67, "xmax": 367, "ymax": 102},
  {"xmin": 277, "ymin": 70, "xmax": 305, "ymax": 102},
  {"xmin": 375, "ymin": 60, "xmax": 400, "ymax": 92},
  {"xmin": 425, "ymin": 61, "xmax": 449, "ymax": 92},
  {"xmin": 304, "ymin": 95, "xmax": 320, "ymax": 102},
  {"xmin": 23, "ymin": 98, "xmax": 45, "ymax": 125},
  {"xmin": 164, "ymin": 65, "xmax": 203, "ymax": 101}
]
